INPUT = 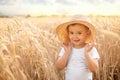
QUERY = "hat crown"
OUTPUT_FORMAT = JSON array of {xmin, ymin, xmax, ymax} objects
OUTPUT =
[{"xmin": 70, "ymin": 15, "xmax": 92, "ymax": 23}]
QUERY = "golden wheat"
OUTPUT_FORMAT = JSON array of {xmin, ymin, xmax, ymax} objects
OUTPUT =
[{"xmin": 0, "ymin": 16, "xmax": 119, "ymax": 80}]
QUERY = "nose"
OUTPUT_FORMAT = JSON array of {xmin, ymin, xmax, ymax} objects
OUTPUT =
[{"xmin": 73, "ymin": 34, "xmax": 78, "ymax": 38}]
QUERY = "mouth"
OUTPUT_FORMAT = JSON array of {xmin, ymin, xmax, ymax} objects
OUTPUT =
[{"xmin": 73, "ymin": 39, "xmax": 80, "ymax": 42}]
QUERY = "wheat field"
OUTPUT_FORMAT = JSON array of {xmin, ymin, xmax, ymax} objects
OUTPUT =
[{"xmin": 0, "ymin": 16, "xmax": 120, "ymax": 80}]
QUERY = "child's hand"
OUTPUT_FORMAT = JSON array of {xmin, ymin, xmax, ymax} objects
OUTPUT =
[
  {"xmin": 62, "ymin": 42, "xmax": 72, "ymax": 53},
  {"xmin": 85, "ymin": 42, "xmax": 96, "ymax": 53}
]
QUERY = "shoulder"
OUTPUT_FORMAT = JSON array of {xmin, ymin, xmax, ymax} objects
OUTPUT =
[
  {"xmin": 90, "ymin": 47, "xmax": 100, "ymax": 59},
  {"xmin": 91, "ymin": 47, "xmax": 98, "ymax": 53},
  {"xmin": 58, "ymin": 47, "xmax": 65, "ymax": 56}
]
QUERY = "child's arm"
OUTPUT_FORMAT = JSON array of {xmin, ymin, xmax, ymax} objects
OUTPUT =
[
  {"xmin": 56, "ymin": 43, "xmax": 71, "ymax": 71},
  {"xmin": 85, "ymin": 43, "xmax": 99, "ymax": 73},
  {"xmin": 56, "ymin": 51, "xmax": 70, "ymax": 70}
]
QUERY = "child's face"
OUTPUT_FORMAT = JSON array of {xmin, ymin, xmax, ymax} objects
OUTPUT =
[{"xmin": 68, "ymin": 24, "xmax": 90, "ymax": 48}]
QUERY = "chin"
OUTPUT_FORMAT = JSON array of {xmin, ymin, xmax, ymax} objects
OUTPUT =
[{"xmin": 73, "ymin": 43, "xmax": 81, "ymax": 46}]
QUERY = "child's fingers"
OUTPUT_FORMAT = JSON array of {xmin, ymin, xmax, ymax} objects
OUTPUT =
[
  {"xmin": 61, "ymin": 42, "xmax": 71, "ymax": 48},
  {"xmin": 61, "ymin": 42, "xmax": 66, "ymax": 47},
  {"xmin": 85, "ymin": 42, "xmax": 95, "ymax": 52},
  {"xmin": 88, "ymin": 42, "xmax": 96, "ymax": 46}
]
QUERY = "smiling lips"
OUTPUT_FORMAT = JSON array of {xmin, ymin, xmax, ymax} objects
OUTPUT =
[{"xmin": 73, "ymin": 39, "xmax": 80, "ymax": 42}]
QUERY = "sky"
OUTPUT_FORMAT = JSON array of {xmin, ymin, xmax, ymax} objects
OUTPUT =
[{"xmin": 0, "ymin": 0, "xmax": 120, "ymax": 16}]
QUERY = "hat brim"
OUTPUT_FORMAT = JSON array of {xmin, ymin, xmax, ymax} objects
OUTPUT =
[{"xmin": 56, "ymin": 20, "xmax": 96, "ymax": 44}]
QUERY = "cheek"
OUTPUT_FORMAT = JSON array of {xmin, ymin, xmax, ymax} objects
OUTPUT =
[
  {"xmin": 79, "ymin": 35, "xmax": 87, "ymax": 39},
  {"xmin": 79, "ymin": 36, "xmax": 85, "ymax": 40},
  {"xmin": 68, "ymin": 35, "xmax": 72, "ymax": 40}
]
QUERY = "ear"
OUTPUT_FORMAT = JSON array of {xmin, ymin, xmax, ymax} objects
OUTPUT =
[{"xmin": 87, "ymin": 30, "xmax": 91, "ymax": 35}]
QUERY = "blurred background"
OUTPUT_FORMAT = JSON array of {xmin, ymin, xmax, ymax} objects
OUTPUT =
[{"xmin": 0, "ymin": 0, "xmax": 120, "ymax": 17}]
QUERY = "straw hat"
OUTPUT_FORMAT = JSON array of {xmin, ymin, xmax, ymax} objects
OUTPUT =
[{"xmin": 56, "ymin": 15, "xmax": 96, "ymax": 45}]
